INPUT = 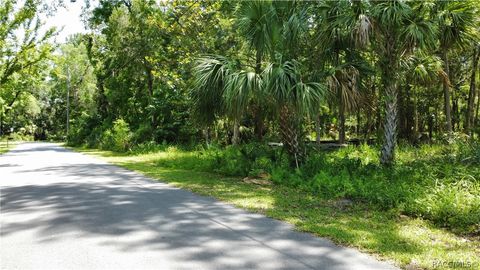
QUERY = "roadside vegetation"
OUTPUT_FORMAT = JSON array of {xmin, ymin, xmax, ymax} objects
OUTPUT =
[
  {"xmin": 74, "ymin": 140, "xmax": 479, "ymax": 270},
  {"xmin": 2, "ymin": 0, "xmax": 480, "ymax": 269},
  {"xmin": 0, "ymin": 141, "xmax": 15, "ymax": 154}
]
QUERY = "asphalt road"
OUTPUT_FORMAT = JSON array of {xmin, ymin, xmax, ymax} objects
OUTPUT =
[{"xmin": 0, "ymin": 143, "xmax": 398, "ymax": 270}]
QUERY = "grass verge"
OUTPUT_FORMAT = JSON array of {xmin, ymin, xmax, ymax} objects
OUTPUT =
[
  {"xmin": 0, "ymin": 141, "xmax": 17, "ymax": 154},
  {"xmin": 72, "ymin": 146, "xmax": 479, "ymax": 270}
]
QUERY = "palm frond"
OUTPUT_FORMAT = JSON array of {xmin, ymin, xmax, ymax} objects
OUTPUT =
[
  {"xmin": 191, "ymin": 55, "xmax": 233, "ymax": 125},
  {"xmin": 224, "ymin": 71, "xmax": 262, "ymax": 119},
  {"xmin": 235, "ymin": 0, "xmax": 278, "ymax": 56}
]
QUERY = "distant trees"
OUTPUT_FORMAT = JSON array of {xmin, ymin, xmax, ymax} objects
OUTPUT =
[{"xmin": 3, "ymin": 0, "xmax": 479, "ymax": 167}]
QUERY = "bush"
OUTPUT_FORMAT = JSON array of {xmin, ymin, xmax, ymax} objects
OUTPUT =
[
  {"xmin": 132, "ymin": 123, "xmax": 153, "ymax": 144},
  {"xmin": 99, "ymin": 119, "xmax": 132, "ymax": 152}
]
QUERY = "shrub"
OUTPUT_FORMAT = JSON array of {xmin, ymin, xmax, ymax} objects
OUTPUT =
[
  {"xmin": 270, "ymin": 167, "xmax": 303, "ymax": 187},
  {"xmin": 99, "ymin": 119, "xmax": 132, "ymax": 152},
  {"xmin": 249, "ymin": 156, "xmax": 274, "ymax": 177},
  {"xmin": 132, "ymin": 123, "xmax": 153, "ymax": 144}
]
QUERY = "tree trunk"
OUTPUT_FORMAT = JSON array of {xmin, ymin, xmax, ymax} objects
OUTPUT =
[
  {"xmin": 279, "ymin": 105, "xmax": 302, "ymax": 168},
  {"xmin": 338, "ymin": 95, "xmax": 346, "ymax": 144},
  {"xmin": 356, "ymin": 109, "xmax": 361, "ymax": 138},
  {"xmin": 398, "ymin": 84, "xmax": 407, "ymax": 140},
  {"xmin": 404, "ymin": 84, "xmax": 415, "ymax": 142},
  {"xmin": 476, "ymin": 87, "xmax": 480, "ymax": 138},
  {"xmin": 466, "ymin": 45, "xmax": 479, "ymax": 133},
  {"xmin": 0, "ymin": 111, "xmax": 3, "ymax": 136},
  {"xmin": 203, "ymin": 128, "xmax": 210, "ymax": 147},
  {"xmin": 365, "ymin": 78, "xmax": 375, "ymax": 140},
  {"xmin": 253, "ymin": 49, "xmax": 264, "ymax": 140},
  {"xmin": 315, "ymin": 113, "xmax": 321, "ymax": 144},
  {"xmin": 452, "ymin": 85, "xmax": 459, "ymax": 131},
  {"xmin": 232, "ymin": 119, "xmax": 240, "ymax": 145},
  {"xmin": 380, "ymin": 79, "xmax": 398, "ymax": 166},
  {"xmin": 97, "ymin": 76, "xmax": 108, "ymax": 118},
  {"xmin": 144, "ymin": 59, "xmax": 156, "ymax": 129},
  {"xmin": 252, "ymin": 104, "xmax": 264, "ymax": 141},
  {"xmin": 441, "ymin": 50, "xmax": 453, "ymax": 133},
  {"xmin": 413, "ymin": 88, "xmax": 419, "ymax": 140}
]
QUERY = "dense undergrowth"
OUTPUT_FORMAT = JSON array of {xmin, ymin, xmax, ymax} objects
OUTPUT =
[
  {"xmin": 68, "ymin": 120, "xmax": 480, "ymax": 236},
  {"xmin": 129, "ymin": 141, "xmax": 479, "ymax": 235}
]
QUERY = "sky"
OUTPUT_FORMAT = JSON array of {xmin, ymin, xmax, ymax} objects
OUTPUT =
[{"xmin": 43, "ymin": 1, "xmax": 88, "ymax": 43}]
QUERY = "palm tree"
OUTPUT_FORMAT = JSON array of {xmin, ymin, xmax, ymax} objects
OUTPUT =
[
  {"xmin": 313, "ymin": 0, "xmax": 369, "ymax": 144},
  {"xmin": 325, "ymin": 65, "xmax": 362, "ymax": 143},
  {"xmin": 192, "ymin": 56, "xmax": 260, "ymax": 145},
  {"xmin": 368, "ymin": 0, "xmax": 436, "ymax": 165},
  {"xmin": 399, "ymin": 50, "xmax": 446, "ymax": 141},
  {"xmin": 434, "ymin": 0, "xmax": 477, "ymax": 133},
  {"xmin": 193, "ymin": 2, "xmax": 326, "ymax": 166},
  {"xmin": 263, "ymin": 2, "xmax": 327, "ymax": 166},
  {"xmin": 465, "ymin": 43, "xmax": 480, "ymax": 134},
  {"xmin": 264, "ymin": 60, "xmax": 325, "ymax": 167},
  {"xmin": 235, "ymin": 0, "xmax": 277, "ymax": 140}
]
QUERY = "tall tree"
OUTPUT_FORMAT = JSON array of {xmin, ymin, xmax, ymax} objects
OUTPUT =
[
  {"xmin": 465, "ymin": 44, "xmax": 480, "ymax": 133},
  {"xmin": 369, "ymin": 0, "xmax": 436, "ymax": 165},
  {"xmin": 313, "ymin": 0, "xmax": 369, "ymax": 144},
  {"xmin": 434, "ymin": 0, "xmax": 477, "ymax": 133}
]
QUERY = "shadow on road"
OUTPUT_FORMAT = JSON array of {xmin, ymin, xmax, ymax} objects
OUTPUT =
[{"xmin": 0, "ymin": 161, "xmax": 389, "ymax": 269}]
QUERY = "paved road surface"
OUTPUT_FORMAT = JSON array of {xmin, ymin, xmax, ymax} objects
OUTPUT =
[{"xmin": 0, "ymin": 143, "xmax": 398, "ymax": 270}]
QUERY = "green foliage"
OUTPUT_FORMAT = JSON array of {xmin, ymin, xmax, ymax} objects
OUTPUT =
[
  {"xmin": 410, "ymin": 180, "xmax": 480, "ymax": 234},
  {"xmin": 134, "ymin": 142, "xmax": 479, "ymax": 234},
  {"xmin": 1, "ymin": 132, "xmax": 34, "ymax": 141},
  {"xmin": 99, "ymin": 119, "xmax": 132, "ymax": 152}
]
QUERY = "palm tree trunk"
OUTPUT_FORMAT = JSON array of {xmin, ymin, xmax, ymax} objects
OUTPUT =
[
  {"xmin": 452, "ymin": 85, "xmax": 459, "ymax": 131},
  {"xmin": 203, "ymin": 128, "xmax": 210, "ymax": 146},
  {"xmin": 253, "ymin": 49, "xmax": 265, "ymax": 140},
  {"xmin": 252, "ymin": 104, "xmax": 264, "ymax": 140},
  {"xmin": 279, "ymin": 105, "xmax": 302, "ymax": 168},
  {"xmin": 380, "ymin": 80, "xmax": 398, "ymax": 165},
  {"xmin": 441, "ymin": 50, "xmax": 453, "ymax": 133},
  {"xmin": 466, "ymin": 45, "xmax": 479, "ymax": 133},
  {"xmin": 232, "ymin": 119, "xmax": 240, "ymax": 145}
]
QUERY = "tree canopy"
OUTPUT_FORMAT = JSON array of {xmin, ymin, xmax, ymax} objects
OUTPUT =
[{"xmin": 1, "ymin": 0, "xmax": 479, "ymax": 166}]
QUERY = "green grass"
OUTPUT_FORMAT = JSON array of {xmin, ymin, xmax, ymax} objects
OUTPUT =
[
  {"xmin": 0, "ymin": 141, "xmax": 17, "ymax": 154},
  {"xmin": 72, "ymin": 145, "xmax": 480, "ymax": 270}
]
